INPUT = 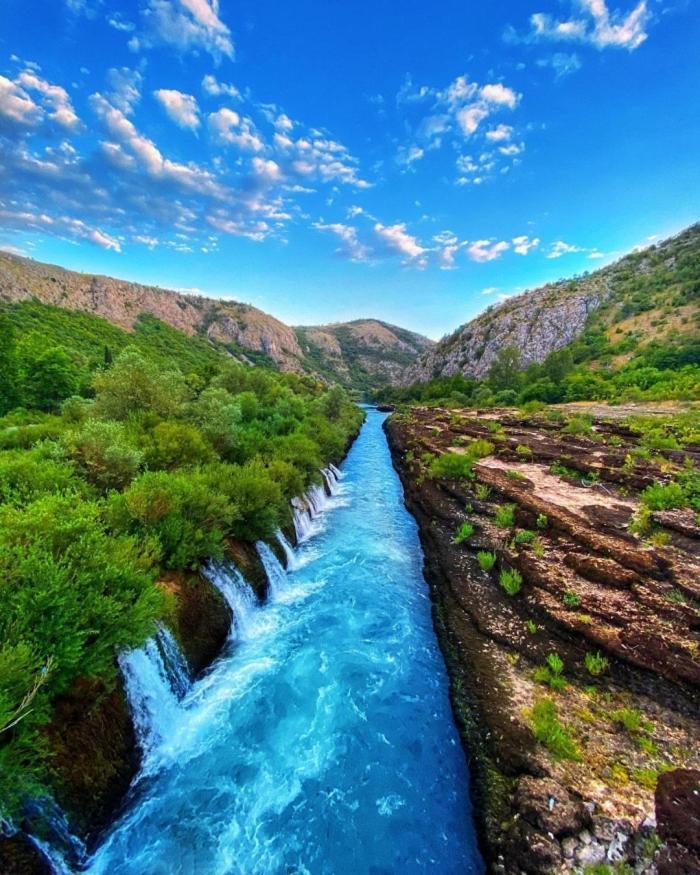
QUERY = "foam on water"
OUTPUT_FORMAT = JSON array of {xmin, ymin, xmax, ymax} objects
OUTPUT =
[{"xmin": 83, "ymin": 410, "xmax": 483, "ymax": 874}]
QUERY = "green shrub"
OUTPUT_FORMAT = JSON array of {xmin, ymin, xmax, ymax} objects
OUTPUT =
[
  {"xmin": 641, "ymin": 481, "xmax": 687, "ymax": 510},
  {"xmin": 475, "ymin": 483, "xmax": 491, "ymax": 500},
  {"xmin": 515, "ymin": 529, "xmax": 536, "ymax": 544},
  {"xmin": 515, "ymin": 444, "xmax": 533, "ymax": 458},
  {"xmin": 477, "ymin": 550, "xmax": 497, "ymax": 571},
  {"xmin": 429, "ymin": 452, "xmax": 475, "ymax": 480},
  {"xmin": 62, "ymin": 420, "xmax": 143, "ymax": 491},
  {"xmin": 585, "ymin": 651, "xmax": 610, "ymax": 677},
  {"xmin": 494, "ymin": 503, "xmax": 516, "ymax": 528},
  {"xmin": 536, "ymin": 513, "xmax": 548, "ymax": 529},
  {"xmin": 499, "ymin": 567, "xmax": 522, "ymax": 595},
  {"xmin": 93, "ymin": 347, "xmax": 186, "ymax": 420},
  {"xmin": 563, "ymin": 590, "xmax": 582, "ymax": 608},
  {"xmin": 611, "ymin": 707, "xmax": 653, "ymax": 735},
  {"xmin": 525, "ymin": 619, "xmax": 538, "ymax": 634},
  {"xmin": 529, "ymin": 698, "xmax": 580, "ymax": 760},
  {"xmin": 453, "ymin": 521, "xmax": 475, "ymax": 544}
]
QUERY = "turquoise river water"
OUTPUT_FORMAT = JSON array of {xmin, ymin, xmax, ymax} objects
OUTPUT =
[{"xmin": 81, "ymin": 408, "xmax": 484, "ymax": 874}]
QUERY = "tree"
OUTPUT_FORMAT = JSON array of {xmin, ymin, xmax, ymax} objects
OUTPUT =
[
  {"xmin": 21, "ymin": 347, "xmax": 79, "ymax": 411},
  {"xmin": 488, "ymin": 346, "xmax": 523, "ymax": 392},
  {"xmin": 92, "ymin": 347, "xmax": 186, "ymax": 420},
  {"xmin": 0, "ymin": 313, "xmax": 19, "ymax": 415}
]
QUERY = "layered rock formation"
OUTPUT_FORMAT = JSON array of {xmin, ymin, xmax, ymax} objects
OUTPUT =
[{"xmin": 386, "ymin": 404, "xmax": 700, "ymax": 873}]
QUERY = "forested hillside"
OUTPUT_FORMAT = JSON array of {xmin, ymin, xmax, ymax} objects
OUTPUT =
[
  {"xmin": 396, "ymin": 224, "xmax": 700, "ymax": 406},
  {"xmin": 0, "ymin": 309, "xmax": 363, "ymax": 824},
  {"xmin": 0, "ymin": 253, "xmax": 431, "ymax": 393}
]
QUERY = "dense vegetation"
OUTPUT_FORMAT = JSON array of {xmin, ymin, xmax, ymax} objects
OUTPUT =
[
  {"xmin": 375, "ymin": 330, "xmax": 700, "ymax": 409},
  {"xmin": 0, "ymin": 303, "xmax": 363, "ymax": 819}
]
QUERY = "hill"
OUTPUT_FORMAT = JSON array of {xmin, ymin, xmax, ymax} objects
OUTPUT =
[
  {"xmin": 295, "ymin": 320, "xmax": 434, "ymax": 394},
  {"xmin": 0, "ymin": 252, "xmax": 432, "ymax": 392},
  {"xmin": 402, "ymin": 223, "xmax": 700, "ymax": 387}
]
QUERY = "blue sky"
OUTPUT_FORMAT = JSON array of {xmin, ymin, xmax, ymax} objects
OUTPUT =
[{"xmin": 0, "ymin": 0, "xmax": 698, "ymax": 338}]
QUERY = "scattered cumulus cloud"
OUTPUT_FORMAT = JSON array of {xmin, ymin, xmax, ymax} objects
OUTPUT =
[
  {"xmin": 547, "ymin": 240, "xmax": 584, "ymax": 258},
  {"xmin": 512, "ymin": 235, "xmax": 540, "ymax": 255},
  {"xmin": 536, "ymin": 52, "xmax": 583, "ymax": 78},
  {"xmin": 154, "ymin": 88, "xmax": 201, "ymax": 129},
  {"xmin": 510, "ymin": 1, "xmax": 651, "ymax": 51},
  {"xmin": 134, "ymin": 0, "xmax": 235, "ymax": 60},
  {"xmin": 201, "ymin": 73, "xmax": 240, "ymax": 99}
]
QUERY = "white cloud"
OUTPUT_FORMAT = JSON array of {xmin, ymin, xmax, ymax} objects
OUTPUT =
[
  {"xmin": 106, "ymin": 67, "xmax": 143, "ymax": 114},
  {"xmin": 481, "ymin": 286, "xmax": 500, "ymax": 295},
  {"xmin": 457, "ymin": 104, "xmax": 490, "ymax": 136},
  {"xmin": 201, "ymin": 74, "xmax": 240, "ymax": 99},
  {"xmin": 512, "ymin": 234, "xmax": 540, "ymax": 255},
  {"xmin": 139, "ymin": 0, "xmax": 234, "ymax": 60},
  {"xmin": 486, "ymin": 124, "xmax": 513, "ymax": 142},
  {"xmin": 0, "ymin": 208, "xmax": 121, "ymax": 251},
  {"xmin": 374, "ymin": 222, "xmax": 426, "ymax": 263},
  {"xmin": 466, "ymin": 239, "xmax": 510, "ymax": 262},
  {"xmin": 154, "ymin": 88, "xmax": 200, "ymax": 129},
  {"xmin": 397, "ymin": 144, "xmax": 425, "ymax": 166},
  {"xmin": 15, "ymin": 70, "xmax": 80, "ymax": 129},
  {"xmin": 0, "ymin": 75, "xmax": 40, "ymax": 126},
  {"xmin": 480, "ymin": 83, "xmax": 519, "ymax": 109},
  {"xmin": 313, "ymin": 221, "xmax": 371, "ymax": 262},
  {"xmin": 547, "ymin": 240, "xmax": 584, "ymax": 258},
  {"xmin": 208, "ymin": 108, "xmax": 264, "ymax": 151},
  {"xmin": 525, "ymin": 1, "xmax": 650, "ymax": 51},
  {"xmin": 536, "ymin": 52, "xmax": 582, "ymax": 78},
  {"xmin": 499, "ymin": 142, "xmax": 524, "ymax": 156}
]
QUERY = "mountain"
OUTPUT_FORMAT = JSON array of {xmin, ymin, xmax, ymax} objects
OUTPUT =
[
  {"xmin": 402, "ymin": 223, "xmax": 700, "ymax": 385},
  {"xmin": 0, "ymin": 251, "xmax": 431, "ymax": 391},
  {"xmin": 295, "ymin": 320, "xmax": 434, "ymax": 394}
]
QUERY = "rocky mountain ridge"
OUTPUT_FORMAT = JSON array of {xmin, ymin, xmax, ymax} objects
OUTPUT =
[
  {"xmin": 402, "ymin": 223, "xmax": 700, "ymax": 385},
  {"xmin": 0, "ymin": 251, "xmax": 433, "ymax": 391}
]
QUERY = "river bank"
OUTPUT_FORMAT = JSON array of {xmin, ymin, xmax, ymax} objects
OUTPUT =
[
  {"xmin": 385, "ymin": 405, "xmax": 700, "ymax": 874},
  {"xmin": 6, "ymin": 410, "xmax": 485, "ymax": 874}
]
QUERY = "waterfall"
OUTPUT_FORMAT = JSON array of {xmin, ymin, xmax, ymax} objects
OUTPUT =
[
  {"xmin": 256, "ymin": 541, "xmax": 287, "ymax": 597},
  {"xmin": 306, "ymin": 482, "xmax": 328, "ymax": 516},
  {"xmin": 275, "ymin": 529, "xmax": 299, "ymax": 571},
  {"xmin": 22, "ymin": 799, "xmax": 87, "ymax": 874},
  {"xmin": 292, "ymin": 496, "xmax": 313, "ymax": 543},
  {"xmin": 329, "ymin": 462, "xmax": 342, "ymax": 480},
  {"xmin": 203, "ymin": 561, "xmax": 258, "ymax": 641},
  {"xmin": 118, "ymin": 625, "xmax": 190, "ymax": 759}
]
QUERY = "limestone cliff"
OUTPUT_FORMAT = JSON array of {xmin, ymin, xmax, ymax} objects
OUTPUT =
[{"xmin": 402, "ymin": 223, "xmax": 700, "ymax": 385}]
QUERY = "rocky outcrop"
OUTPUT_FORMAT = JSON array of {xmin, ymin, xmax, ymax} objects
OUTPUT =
[
  {"xmin": 655, "ymin": 769, "xmax": 700, "ymax": 873},
  {"xmin": 385, "ymin": 405, "xmax": 700, "ymax": 873},
  {"xmin": 0, "ymin": 252, "xmax": 432, "ymax": 390},
  {"xmin": 402, "ymin": 223, "xmax": 700, "ymax": 385},
  {"xmin": 295, "ymin": 319, "xmax": 434, "ymax": 390}
]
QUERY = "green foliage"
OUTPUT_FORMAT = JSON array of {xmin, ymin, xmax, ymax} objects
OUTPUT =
[
  {"xmin": 529, "ymin": 698, "xmax": 580, "ymax": 760},
  {"xmin": 453, "ymin": 521, "xmax": 475, "ymax": 544},
  {"xmin": 525, "ymin": 619, "xmax": 538, "ymax": 634},
  {"xmin": 585, "ymin": 651, "xmax": 610, "ymax": 677},
  {"xmin": 494, "ymin": 503, "xmax": 516, "ymax": 529},
  {"xmin": 536, "ymin": 513, "xmax": 548, "ymax": 529},
  {"xmin": 93, "ymin": 348, "xmax": 186, "ymax": 420},
  {"xmin": 477, "ymin": 550, "xmax": 497, "ymax": 571},
  {"xmin": 563, "ymin": 590, "xmax": 582, "ymax": 608},
  {"xmin": 0, "ymin": 301, "xmax": 365, "ymax": 819},
  {"xmin": 475, "ymin": 483, "xmax": 491, "ymax": 500},
  {"xmin": 429, "ymin": 452, "xmax": 476, "ymax": 480},
  {"xmin": 499, "ymin": 567, "xmax": 522, "ymax": 596},
  {"xmin": 62, "ymin": 419, "xmax": 144, "ymax": 491},
  {"xmin": 534, "ymin": 652, "xmax": 567, "ymax": 691},
  {"xmin": 610, "ymin": 707, "xmax": 653, "ymax": 735},
  {"xmin": 641, "ymin": 481, "xmax": 687, "ymax": 511},
  {"xmin": 514, "ymin": 529, "xmax": 536, "ymax": 545}
]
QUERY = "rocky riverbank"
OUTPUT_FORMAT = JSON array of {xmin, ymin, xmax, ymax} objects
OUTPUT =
[{"xmin": 385, "ymin": 405, "xmax": 700, "ymax": 873}]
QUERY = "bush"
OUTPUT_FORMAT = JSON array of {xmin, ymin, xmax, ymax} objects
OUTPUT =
[
  {"xmin": 453, "ymin": 521, "xmax": 474, "ymax": 544},
  {"xmin": 529, "ymin": 698, "xmax": 580, "ymax": 760},
  {"xmin": 93, "ymin": 347, "xmax": 186, "ymax": 420},
  {"xmin": 477, "ymin": 550, "xmax": 497, "ymax": 571},
  {"xmin": 563, "ymin": 590, "xmax": 582, "ymax": 608},
  {"xmin": 62, "ymin": 420, "xmax": 143, "ymax": 491},
  {"xmin": 143, "ymin": 421, "xmax": 214, "ymax": 470},
  {"xmin": 585, "ymin": 651, "xmax": 610, "ymax": 677},
  {"xmin": 116, "ymin": 469, "xmax": 237, "ymax": 569},
  {"xmin": 641, "ymin": 481, "xmax": 687, "ymax": 510},
  {"xmin": 499, "ymin": 567, "xmax": 522, "ymax": 595},
  {"xmin": 494, "ymin": 503, "xmax": 516, "ymax": 528},
  {"xmin": 429, "ymin": 452, "xmax": 475, "ymax": 480}
]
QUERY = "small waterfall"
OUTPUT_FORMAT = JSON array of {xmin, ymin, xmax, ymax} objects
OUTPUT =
[
  {"xmin": 204, "ymin": 561, "xmax": 258, "ymax": 641},
  {"xmin": 118, "ymin": 625, "xmax": 190, "ymax": 758},
  {"xmin": 329, "ymin": 462, "xmax": 342, "ymax": 480},
  {"xmin": 292, "ymin": 496, "xmax": 313, "ymax": 543},
  {"xmin": 307, "ymin": 483, "xmax": 328, "ymax": 517},
  {"xmin": 275, "ymin": 529, "xmax": 299, "ymax": 571},
  {"xmin": 22, "ymin": 799, "xmax": 87, "ymax": 874},
  {"xmin": 256, "ymin": 541, "xmax": 287, "ymax": 597}
]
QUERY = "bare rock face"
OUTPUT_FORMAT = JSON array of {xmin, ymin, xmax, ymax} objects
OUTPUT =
[
  {"xmin": 656, "ymin": 768, "xmax": 700, "ymax": 873},
  {"xmin": 0, "ymin": 252, "xmax": 432, "ymax": 388},
  {"xmin": 516, "ymin": 776, "xmax": 591, "ymax": 838},
  {"xmin": 401, "ymin": 222, "xmax": 700, "ymax": 386}
]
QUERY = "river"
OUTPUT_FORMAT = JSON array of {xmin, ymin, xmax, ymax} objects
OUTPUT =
[{"xmin": 84, "ymin": 409, "xmax": 484, "ymax": 874}]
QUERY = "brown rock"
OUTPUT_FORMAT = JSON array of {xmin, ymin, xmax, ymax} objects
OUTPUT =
[
  {"xmin": 516, "ymin": 776, "xmax": 591, "ymax": 838},
  {"xmin": 656, "ymin": 769, "xmax": 700, "ymax": 852},
  {"xmin": 564, "ymin": 552, "xmax": 640, "ymax": 588},
  {"xmin": 505, "ymin": 821, "xmax": 563, "ymax": 873}
]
